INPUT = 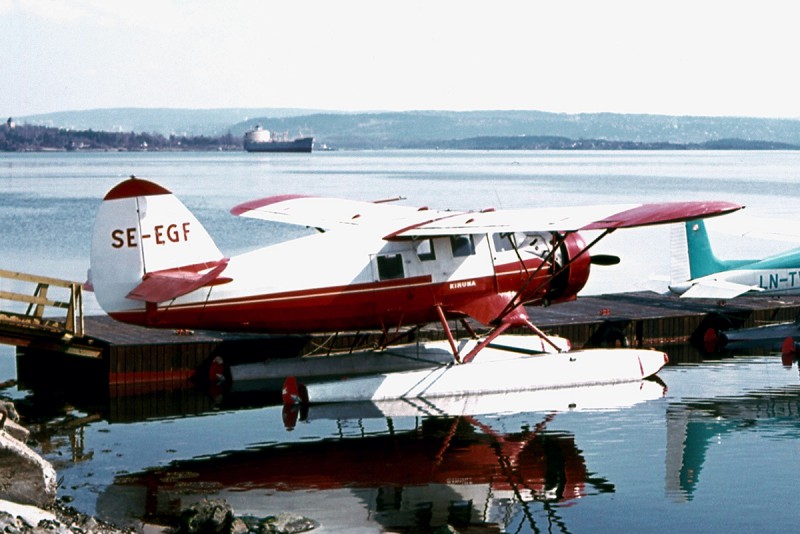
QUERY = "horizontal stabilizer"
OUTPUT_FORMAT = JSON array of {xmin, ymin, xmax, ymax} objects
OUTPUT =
[
  {"xmin": 679, "ymin": 279, "xmax": 762, "ymax": 299},
  {"xmin": 127, "ymin": 259, "xmax": 230, "ymax": 303}
]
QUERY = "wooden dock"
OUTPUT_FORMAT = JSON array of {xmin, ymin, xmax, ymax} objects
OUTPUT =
[{"xmin": 3, "ymin": 268, "xmax": 800, "ymax": 395}]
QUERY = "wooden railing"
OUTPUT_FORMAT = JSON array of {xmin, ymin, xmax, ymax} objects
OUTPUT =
[{"xmin": 0, "ymin": 269, "xmax": 84, "ymax": 338}]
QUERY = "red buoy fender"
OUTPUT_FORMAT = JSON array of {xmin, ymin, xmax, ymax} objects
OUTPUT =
[
  {"xmin": 703, "ymin": 328, "xmax": 718, "ymax": 354},
  {"xmin": 282, "ymin": 376, "xmax": 309, "ymax": 407},
  {"xmin": 781, "ymin": 337, "xmax": 796, "ymax": 367}
]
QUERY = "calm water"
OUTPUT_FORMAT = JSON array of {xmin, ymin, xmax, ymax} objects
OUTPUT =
[{"xmin": 2, "ymin": 151, "xmax": 800, "ymax": 532}]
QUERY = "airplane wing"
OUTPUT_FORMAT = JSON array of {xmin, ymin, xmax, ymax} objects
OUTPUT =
[
  {"xmin": 231, "ymin": 195, "xmax": 742, "ymax": 238},
  {"xmin": 386, "ymin": 201, "xmax": 743, "ymax": 239},
  {"xmin": 231, "ymin": 195, "xmax": 450, "ymax": 231},
  {"xmin": 678, "ymin": 279, "xmax": 763, "ymax": 299}
]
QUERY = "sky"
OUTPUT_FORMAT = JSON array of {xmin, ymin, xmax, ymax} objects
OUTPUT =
[{"xmin": 3, "ymin": 0, "xmax": 799, "ymax": 118}]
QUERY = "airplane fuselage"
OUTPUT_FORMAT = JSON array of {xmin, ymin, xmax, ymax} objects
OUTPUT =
[
  {"xmin": 689, "ymin": 267, "xmax": 800, "ymax": 296},
  {"xmin": 108, "ymin": 229, "xmax": 591, "ymax": 332}
]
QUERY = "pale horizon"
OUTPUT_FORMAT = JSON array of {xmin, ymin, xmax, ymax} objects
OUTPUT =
[{"xmin": 4, "ymin": 0, "xmax": 800, "ymax": 120}]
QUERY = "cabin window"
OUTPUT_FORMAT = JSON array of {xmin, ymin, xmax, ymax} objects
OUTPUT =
[
  {"xmin": 416, "ymin": 239, "xmax": 436, "ymax": 261},
  {"xmin": 377, "ymin": 253, "xmax": 405, "ymax": 280},
  {"xmin": 450, "ymin": 235, "xmax": 475, "ymax": 257}
]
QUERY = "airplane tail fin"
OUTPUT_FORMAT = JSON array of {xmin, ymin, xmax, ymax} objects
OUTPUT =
[{"xmin": 89, "ymin": 177, "xmax": 225, "ymax": 316}]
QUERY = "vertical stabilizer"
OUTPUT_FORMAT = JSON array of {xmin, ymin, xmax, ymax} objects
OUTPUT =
[
  {"xmin": 89, "ymin": 177, "xmax": 223, "ymax": 314},
  {"xmin": 683, "ymin": 219, "xmax": 728, "ymax": 280}
]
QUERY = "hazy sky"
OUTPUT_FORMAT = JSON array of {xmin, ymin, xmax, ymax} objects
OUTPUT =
[{"xmin": 3, "ymin": 0, "xmax": 799, "ymax": 118}]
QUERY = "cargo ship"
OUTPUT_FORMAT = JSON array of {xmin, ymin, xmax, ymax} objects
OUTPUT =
[{"xmin": 243, "ymin": 125, "xmax": 313, "ymax": 153}]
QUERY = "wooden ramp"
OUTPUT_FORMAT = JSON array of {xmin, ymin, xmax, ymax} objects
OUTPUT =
[{"xmin": 0, "ymin": 269, "xmax": 94, "ymax": 357}]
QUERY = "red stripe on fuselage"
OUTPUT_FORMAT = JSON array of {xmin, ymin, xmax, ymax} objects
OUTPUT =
[{"xmin": 109, "ymin": 263, "xmax": 557, "ymax": 333}]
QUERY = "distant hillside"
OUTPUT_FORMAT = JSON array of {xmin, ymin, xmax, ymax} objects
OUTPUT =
[
  {"xmin": 4, "ymin": 122, "xmax": 796, "ymax": 152},
  {"xmin": 230, "ymin": 111, "xmax": 800, "ymax": 149},
  {"xmin": 16, "ymin": 108, "xmax": 323, "ymax": 136},
  {"xmin": 12, "ymin": 108, "xmax": 800, "ymax": 150},
  {"xmin": 420, "ymin": 136, "xmax": 799, "ymax": 151}
]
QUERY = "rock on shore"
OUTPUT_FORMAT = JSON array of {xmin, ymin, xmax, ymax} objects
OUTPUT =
[
  {"xmin": 0, "ymin": 401, "xmax": 57, "ymax": 508},
  {"xmin": 0, "ymin": 398, "xmax": 133, "ymax": 533}
]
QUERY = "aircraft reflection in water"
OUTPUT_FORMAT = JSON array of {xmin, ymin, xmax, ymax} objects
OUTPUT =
[
  {"xmin": 96, "ymin": 381, "xmax": 666, "ymax": 532},
  {"xmin": 103, "ymin": 418, "xmax": 610, "ymax": 531},
  {"xmin": 34, "ymin": 356, "xmax": 800, "ymax": 531},
  {"xmin": 666, "ymin": 380, "xmax": 800, "ymax": 501}
]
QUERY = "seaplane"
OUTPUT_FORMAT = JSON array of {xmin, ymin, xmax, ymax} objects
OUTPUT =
[
  {"xmin": 88, "ymin": 176, "xmax": 741, "ymax": 403},
  {"xmin": 667, "ymin": 217, "xmax": 800, "ymax": 354},
  {"xmin": 669, "ymin": 218, "xmax": 800, "ymax": 299}
]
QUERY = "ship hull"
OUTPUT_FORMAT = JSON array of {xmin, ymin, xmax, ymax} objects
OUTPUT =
[{"xmin": 244, "ymin": 136, "xmax": 313, "ymax": 153}]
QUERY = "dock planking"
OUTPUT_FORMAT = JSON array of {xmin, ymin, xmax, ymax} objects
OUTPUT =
[
  {"xmin": 529, "ymin": 291, "xmax": 800, "ymax": 358},
  {"xmin": 7, "ymin": 291, "xmax": 800, "ymax": 393}
]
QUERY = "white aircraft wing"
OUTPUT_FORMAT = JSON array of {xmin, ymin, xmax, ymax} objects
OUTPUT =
[
  {"xmin": 386, "ymin": 201, "xmax": 743, "ymax": 239},
  {"xmin": 383, "ymin": 204, "xmax": 638, "ymax": 238},
  {"xmin": 231, "ymin": 195, "xmax": 454, "ymax": 231},
  {"xmin": 231, "ymin": 196, "xmax": 743, "ymax": 239}
]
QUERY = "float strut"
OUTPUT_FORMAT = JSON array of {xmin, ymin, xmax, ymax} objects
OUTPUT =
[
  {"xmin": 461, "ymin": 321, "xmax": 513, "ymax": 363},
  {"xmin": 435, "ymin": 305, "xmax": 461, "ymax": 363}
]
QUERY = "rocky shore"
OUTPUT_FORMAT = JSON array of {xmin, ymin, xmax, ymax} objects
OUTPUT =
[
  {"xmin": 0, "ymin": 398, "xmax": 319, "ymax": 533},
  {"xmin": 1, "ymin": 398, "xmax": 128, "ymax": 533},
  {"xmin": 0, "ymin": 499, "xmax": 132, "ymax": 534}
]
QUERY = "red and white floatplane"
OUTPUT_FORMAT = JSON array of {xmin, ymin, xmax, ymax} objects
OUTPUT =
[{"xmin": 87, "ymin": 176, "xmax": 741, "ymax": 404}]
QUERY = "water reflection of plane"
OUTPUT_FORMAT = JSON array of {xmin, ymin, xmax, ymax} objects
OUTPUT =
[
  {"xmin": 101, "ymin": 417, "xmax": 605, "ymax": 532},
  {"xmin": 98, "ymin": 381, "xmax": 666, "ymax": 532},
  {"xmin": 666, "ymin": 383, "xmax": 800, "ymax": 501}
]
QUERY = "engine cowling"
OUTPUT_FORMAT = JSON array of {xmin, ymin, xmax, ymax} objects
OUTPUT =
[{"xmin": 545, "ymin": 232, "xmax": 592, "ymax": 304}]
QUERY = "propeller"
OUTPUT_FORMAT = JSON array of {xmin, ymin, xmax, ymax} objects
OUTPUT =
[{"xmin": 590, "ymin": 254, "xmax": 621, "ymax": 266}]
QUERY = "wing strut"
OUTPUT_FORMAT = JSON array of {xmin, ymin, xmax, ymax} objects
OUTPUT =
[
  {"xmin": 507, "ymin": 232, "xmax": 531, "ymax": 276},
  {"xmin": 436, "ymin": 227, "xmax": 626, "ymax": 363},
  {"xmin": 497, "ymin": 229, "xmax": 615, "ymax": 322}
]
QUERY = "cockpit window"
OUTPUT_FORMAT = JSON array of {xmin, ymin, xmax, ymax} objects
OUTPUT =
[
  {"xmin": 493, "ymin": 232, "xmax": 554, "ymax": 259},
  {"xmin": 493, "ymin": 232, "xmax": 518, "ymax": 252},
  {"xmin": 525, "ymin": 233, "xmax": 553, "ymax": 259},
  {"xmin": 450, "ymin": 235, "xmax": 475, "ymax": 257}
]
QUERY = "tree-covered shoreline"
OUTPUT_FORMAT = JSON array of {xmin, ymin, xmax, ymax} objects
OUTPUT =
[
  {"xmin": 1, "ymin": 123, "xmax": 241, "ymax": 152},
  {"xmin": 3, "ymin": 121, "xmax": 798, "ymax": 152}
]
